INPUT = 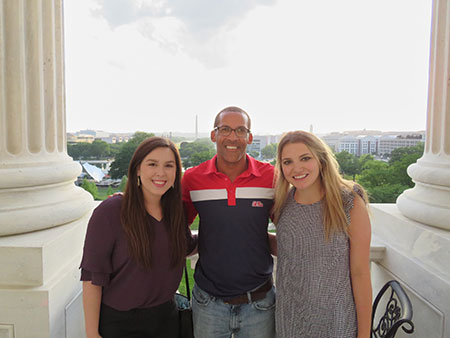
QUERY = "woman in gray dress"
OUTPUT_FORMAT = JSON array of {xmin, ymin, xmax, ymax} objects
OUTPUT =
[{"xmin": 272, "ymin": 131, "xmax": 372, "ymax": 338}]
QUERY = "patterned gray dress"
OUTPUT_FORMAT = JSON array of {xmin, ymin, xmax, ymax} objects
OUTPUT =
[{"xmin": 276, "ymin": 188, "xmax": 359, "ymax": 338}]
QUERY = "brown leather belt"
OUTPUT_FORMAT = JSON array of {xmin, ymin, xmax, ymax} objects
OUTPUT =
[{"xmin": 223, "ymin": 279, "xmax": 272, "ymax": 305}]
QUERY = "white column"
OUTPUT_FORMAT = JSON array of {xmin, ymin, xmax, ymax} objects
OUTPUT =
[
  {"xmin": 0, "ymin": 1, "xmax": 93, "ymax": 337},
  {"xmin": 0, "ymin": 0, "xmax": 93, "ymax": 236},
  {"xmin": 397, "ymin": 0, "xmax": 450, "ymax": 231}
]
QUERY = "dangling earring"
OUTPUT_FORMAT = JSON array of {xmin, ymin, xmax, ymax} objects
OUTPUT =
[
  {"xmin": 137, "ymin": 176, "xmax": 142, "ymax": 187},
  {"xmin": 172, "ymin": 184, "xmax": 175, "ymax": 189}
]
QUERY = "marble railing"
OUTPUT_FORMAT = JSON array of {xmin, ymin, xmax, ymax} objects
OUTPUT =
[{"xmin": 186, "ymin": 232, "xmax": 386, "ymax": 270}]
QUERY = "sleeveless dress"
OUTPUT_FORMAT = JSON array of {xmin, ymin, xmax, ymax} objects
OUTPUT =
[{"xmin": 275, "ymin": 187, "xmax": 360, "ymax": 338}]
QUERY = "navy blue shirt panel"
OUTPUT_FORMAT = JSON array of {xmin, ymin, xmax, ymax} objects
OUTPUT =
[{"xmin": 194, "ymin": 197, "xmax": 273, "ymax": 298}]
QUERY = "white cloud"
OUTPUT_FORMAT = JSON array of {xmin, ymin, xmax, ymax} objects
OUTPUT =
[
  {"xmin": 64, "ymin": 0, "xmax": 432, "ymax": 135},
  {"xmin": 89, "ymin": 0, "xmax": 278, "ymax": 68}
]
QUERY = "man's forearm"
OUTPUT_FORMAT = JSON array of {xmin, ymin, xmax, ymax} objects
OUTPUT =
[{"xmin": 268, "ymin": 232, "xmax": 277, "ymax": 256}]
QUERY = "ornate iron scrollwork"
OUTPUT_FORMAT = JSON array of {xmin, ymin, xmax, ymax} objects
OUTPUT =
[{"xmin": 372, "ymin": 280, "xmax": 415, "ymax": 338}]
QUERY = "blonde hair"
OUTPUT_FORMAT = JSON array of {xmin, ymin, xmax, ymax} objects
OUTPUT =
[{"xmin": 272, "ymin": 130, "xmax": 368, "ymax": 240}]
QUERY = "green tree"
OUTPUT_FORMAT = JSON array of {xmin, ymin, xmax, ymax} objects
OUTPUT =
[
  {"xmin": 90, "ymin": 140, "xmax": 110, "ymax": 158},
  {"xmin": 357, "ymin": 161, "xmax": 406, "ymax": 203},
  {"xmin": 364, "ymin": 184, "xmax": 408, "ymax": 203},
  {"xmin": 389, "ymin": 143, "xmax": 424, "ymax": 164},
  {"xmin": 358, "ymin": 154, "xmax": 374, "ymax": 171},
  {"xmin": 118, "ymin": 175, "xmax": 128, "ymax": 192},
  {"xmin": 335, "ymin": 151, "xmax": 359, "ymax": 180},
  {"xmin": 179, "ymin": 139, "xmax": 214, "ymax": 157},
  {"xmin": 180, "ymin": 139, "xmax": 215, "ymax": 169},
  {"xmin": 106, "ymin": 185, "xmax": 114, "ymax": 196},
  {"xmin": 68, "ymin": 142, "xmax": 91, "ymax": 160},
  {"xmin": 390, "ymin": 154, "xmax": 421, "ymax": 187},
  {"xmin": 68, "ymin": 140, "xmax": 113, "ymax": 160},
  {"xmin": 261, "ymin": 143, "xmax": 277, "ymax": 160},
  {"xmin": 81, "ymin": 178, "xmax": 98, "ymax": 199},
  {"xmin": 357, "ymin": 146, "xmax": 421, "ymax": 203},
  {"xmin": 190, "ymin": 150, "xmax": 215, "ymax": 168},
  {"xmin": 109, "ymin": 143, "xmax": 121, "ymax": 157},
  {"xmin": 109, "ymin": 132, "xmax": 155, "ymax": 179},
  {"xmin": 387, "ymin": 144, "xmax": 423, "ymax": 188},
  {"xmin": 357, "ymin": 161, "xmax": 391, "ymax": 188}
]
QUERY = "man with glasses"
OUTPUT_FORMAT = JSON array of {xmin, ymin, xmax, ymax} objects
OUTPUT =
[{"xmin": 182, "ymin": 106, "xmax": 276, "ymax": 338}]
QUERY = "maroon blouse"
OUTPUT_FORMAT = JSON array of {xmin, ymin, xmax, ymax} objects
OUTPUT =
[{"xmin": 80, "ymin": 195, "xmax": 196, "ymax": 311}]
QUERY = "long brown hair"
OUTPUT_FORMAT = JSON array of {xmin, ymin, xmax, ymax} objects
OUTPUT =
[
  {"xmin": 121, "ymin": 137, "xmax": 186, "ymax": 268},
  {"xmin": 273, "ymin": 131, "xmax": 368, "ymax": 240}
]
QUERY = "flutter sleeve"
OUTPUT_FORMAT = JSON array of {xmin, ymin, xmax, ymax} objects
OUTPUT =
[
  {"xmin": 343, "ymin": 184, "xmax": 366, "ymax": 225},
  {"xmin": 79, "ymin": 200, "xmax": 117, "ymax": 287}
]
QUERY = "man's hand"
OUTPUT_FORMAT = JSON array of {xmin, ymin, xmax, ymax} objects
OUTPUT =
[{"xmin": 268, "ymin": 232, "xmax": 277, "ymax": 256}]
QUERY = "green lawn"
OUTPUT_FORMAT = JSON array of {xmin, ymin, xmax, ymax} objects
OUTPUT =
[
  {"xmin": 178, "ymin": 216, "xmax": 199, "ymax": 296},
  {"xmin": 177, "ymin": 260, "xmax": 195, "ymax": 298},
  {"xmin": 96, "ymin": 186, "xmax": 121, "ymax": 200},
  {"xmin": 190, "ymin": 215, "xmax": 199, "ymax": 230}
]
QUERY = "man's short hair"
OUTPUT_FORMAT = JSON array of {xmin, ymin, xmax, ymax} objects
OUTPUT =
[{"xmin": 214, "ymin": 106, "xmax": 252, "ymax": 130}]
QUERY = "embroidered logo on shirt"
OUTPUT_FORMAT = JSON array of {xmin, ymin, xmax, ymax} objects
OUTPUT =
[{"xmin": 252, "ymin": 201, "xmax": 264, "ymax": 207}]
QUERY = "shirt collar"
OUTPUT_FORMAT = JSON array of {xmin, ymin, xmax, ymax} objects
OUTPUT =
[
  {"xmin": 205, "ymin": 154, "xmax": 262, "ymax": 178},
  {"xmin": 204, "ymin": 155, "xmax": 218, "ymax": 174}
]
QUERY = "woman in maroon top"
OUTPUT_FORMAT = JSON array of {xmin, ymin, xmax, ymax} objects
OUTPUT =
[{"xmin": 80, "ymin": 137, "xmax": 195, "ymax": 338}]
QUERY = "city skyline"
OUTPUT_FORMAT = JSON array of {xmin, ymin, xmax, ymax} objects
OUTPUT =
[
  {"xmin": 64, "ymin": 0, "xmax": 433, "ymax": 135},
  {"xmin": 67, "ymin": 127, "xmax": 426, "ymax": 137}
]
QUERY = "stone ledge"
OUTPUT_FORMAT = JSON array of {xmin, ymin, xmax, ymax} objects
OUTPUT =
[
  {"xmin": 187, "ymin": 228, "xmax": 386, "ymax": 269},
  {"xmin": 0, "ymin": 253, "xmax": 84, "ymax": 338},
  {"xmin": 369, "ymin": 236, "xmax": 386, "ymax": 262},
  {"xmin": 371, "ymin": 203, "xmax": 450, "ymax": 279},
  {"xmin": 0, "ymin": 211, "xmax": 92, "ymax": 287}
]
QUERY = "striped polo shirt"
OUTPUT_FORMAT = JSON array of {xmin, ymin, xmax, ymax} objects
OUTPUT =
[{"xmin": 182, "ymin": 155, "xmax": 275, "ymax": 298}]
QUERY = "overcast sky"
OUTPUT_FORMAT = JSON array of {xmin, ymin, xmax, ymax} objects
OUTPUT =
[{"xmin": 64, "ymin": 0, "xmax": 433, "ymax": 135}]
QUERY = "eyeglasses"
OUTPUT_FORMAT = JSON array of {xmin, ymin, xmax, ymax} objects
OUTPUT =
[{"xmin": 215, "ymin": 125, "xmax": 250, "ymax": 138}]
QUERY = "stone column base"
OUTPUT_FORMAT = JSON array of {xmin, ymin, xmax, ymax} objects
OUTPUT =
[
  {"xmin": 397, "ymin": 158, "xmax": 450, "ymax": 231},
  {"xmin": 0, "ymin": 213, "xmax": 92, "ymax": 338},
  {"xmin": 371, "ymin": 203, "xmax": 450, "ymax": 338}
]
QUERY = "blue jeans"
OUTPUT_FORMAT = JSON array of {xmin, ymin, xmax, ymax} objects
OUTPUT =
[{"xmin": 192, "ymin": 284, "xmax": 275, "ymax": 338}]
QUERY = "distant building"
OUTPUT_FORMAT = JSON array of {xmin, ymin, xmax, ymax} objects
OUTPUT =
[
  {"xmin": 78, "ymin": 129, "xmax": 110, "ymax": 138},
  {"xmin": 337, "ymin": 135, "xmax": 359, "ymax": 155},
  {"xmin": 247, "ymin": 134, "xmax": 281, "ymax": 157},
  {"xmin": 73, "ymin": 134, "xmax": 95, "ymax": 143},
  {"xmin": 78, "ymin": 129, "xmax": 96, "ymax": 136},
  {"xmin": 67, "ymin": 130, "xmax": 133, "ymax": 144},
  {"xmin": 357, "ymin": 135, "xmax": 378, "ymax": 156},
  {"xmin": 67, "ymin": 133, "xmax": 78, "ymax": 143},
  {"xmin": 321, "ymin": 131, "xmax": 424, "ymax": 156},
  {"xmin": 110, "ymin": 134, "xmax": 131, "ymax": 143},
  {"xmin": 378, "ymin": 135, "xmax": 424, "ymax": 155},
  {"xmin": 321, "ymin": 133, "xmax": 342, "ymax": 152},
  {"xmin": 98, "ymin": 134, "xmax": 132, "ymax": 144},
  {"xmin": 247, "ymin": 138, "xmax": 262, "ymax": 156},
  {"xmin": 97, "ymin": 136, "xmax": 116, "ymax": 144},
  {"xmin": 97, "ymin": 135, "xmax": 131, "ymax": 144}
]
